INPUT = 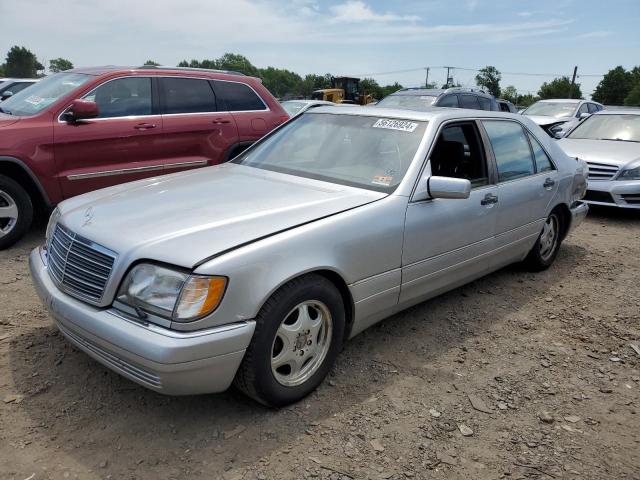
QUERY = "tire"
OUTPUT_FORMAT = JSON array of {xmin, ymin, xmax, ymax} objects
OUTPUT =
[
  {"xmin": 234, "ymin": 274, "xmax": 345, "ymax": 407},
  {"xmin": 0, "ymin": 175, "xmax": 33, "ymax": 250},
  {"xmin": 523, "ymin": 210, "xmax": 563, "ymax": 271}
]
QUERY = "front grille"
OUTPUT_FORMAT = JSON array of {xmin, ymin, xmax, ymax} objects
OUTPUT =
[
  {"xmin": 586, "ymin": 161, "xmax": 619, "ymax": 181},
  {"xmin": 47, "ymin": 223, "xmax": 116, "ymax": 303},
  {"xmin": 621, "ymin": 194, "xmax": 640, "ymax": 205},
  {"xmin": 584, "ymin": 190, "xmax": 615, "ymax": 203}
]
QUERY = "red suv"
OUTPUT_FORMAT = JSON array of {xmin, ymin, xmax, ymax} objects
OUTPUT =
[{"xmin": 0, "ymin": 66, "xmax": 289, "ymax": 248}]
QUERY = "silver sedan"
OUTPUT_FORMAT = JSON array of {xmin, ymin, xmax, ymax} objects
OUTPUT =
[
  {"xmin": 558, "ymin": 109, "xmax": 640, "ymax": 208},
  {"xmin": 30, "ymin": 107, "xmax": 588, "ymax": 406}
]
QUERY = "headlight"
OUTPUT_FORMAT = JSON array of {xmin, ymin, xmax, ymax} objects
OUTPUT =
[
  {"xmin": 618, "ymin": 166, "xmax": 640, "ymax": 180},
  {"xmin": 116, "ymin": 263, "xmax": 227, "ymax": 322},
  {"xmin": 45, "ymin": 208, "xmax": 61, "ymax": 244}
]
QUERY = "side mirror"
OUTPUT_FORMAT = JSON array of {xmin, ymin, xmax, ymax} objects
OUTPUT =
[
  {"xmin": 413, "ymin": 175, "xmax": 471, "ymax": 201},
  {"xmin": 62, "ymin": 99, "xmax": 99, "ymax": 122},
  {"xmin": 579, "ymin": 112, "xmax": 590, "ymax": 119},
  {"xmin": 0, "ymin": 91, "xmax": 13, "ymax": 101}
]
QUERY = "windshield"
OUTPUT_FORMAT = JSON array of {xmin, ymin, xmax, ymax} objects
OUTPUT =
[
  {"xmin": 234, "ymin": 113, "xmax": 427, "ymax": 192},
  {"xmin": 0, "ymin": 73, "xmax": 91, "ymax": 116},
  {"xmin": 567, "ymin": 114, "xmax": 640, "ymax": 142},
  {"xmin": 281, "ymin": 101, "xmax": 307, "ymax": 116},
  {"xmin": 376, "ymin": 94, "xmax": 437, "ymax": 111},
  {"xmin": 524, "ymin": 102, "xmax": 576, "ymax": 118}
]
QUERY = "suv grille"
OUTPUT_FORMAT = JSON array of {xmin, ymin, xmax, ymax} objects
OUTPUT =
[
  {"xmin": 47, "ymin": 224, "xmax": 116, "ymax": 303},
  {"xmin": 586, "ymin": 161, "xmax": 619, "ymax": 181}
]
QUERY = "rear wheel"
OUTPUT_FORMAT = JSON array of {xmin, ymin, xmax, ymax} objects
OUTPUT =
[
  {"xmin": 234, "ymin": 274, "xmax": 345, "ymax": 407},
  {"xmin": 0, "ymin": 175, "xmax": 33, "ymax": 250},
  {"xmin": 523, "ymin": 211, "xmax": 562, "ymax": 271}
]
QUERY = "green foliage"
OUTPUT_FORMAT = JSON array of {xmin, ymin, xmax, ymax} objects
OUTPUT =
[
  {"xmin": 49, "ymin": 57, "xmax": 73, "ymax": 73},
  {"xmin": 143, "ymin": 60, "xmax": 161, "ymax": 66},
  {"xmin": 624, "ymin": 83, "xmax": 640, "ymax": 106},
  {"xmin": 538, "ymin": 76, "xmax": 582, "ymax": 100},
  {"xmin": 300, "ymin": 74, "xmax": 332, "ymax": 97},
  {"xmin": 592, "ymin": 66, "xmax": 639, "ymax": 105},
  {"xmin": 475, "ymin": 66, "xmax": 501, "ymax": 97},
  {"xmin": 381, "ymin": 82, "xmax": 404, "ymax": 98},
  {"xmin": 359, "ymin": 78, "xmax": 383, "ymax": 99},
  {"xmin": 3, "ymin": 46, "xmax": 44, "ymax": 78},
  {"xmin": 517, "ymin": 94, "xmax": 539, "ymax": 108},
  {"xmin": 501, "ymin": 85, "xmax": 518, "ymax": 104},
  {"xmin": 259, "ymin": 66, "xmax": 303, "ymax": 98}
]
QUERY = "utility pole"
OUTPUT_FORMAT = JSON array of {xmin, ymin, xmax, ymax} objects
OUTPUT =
[
  {"xmin": 425, "ymin": 67, "xmax": 430, "ymax": 88},
  {"xmin": 445, "ymin": 66, "xmax": 451, "ymax": 87},
  {"xmin": 569, "ymin": 66, "xmax": 578, "ymax": 99}
]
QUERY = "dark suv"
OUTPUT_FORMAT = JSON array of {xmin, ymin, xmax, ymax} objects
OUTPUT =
[
  {"xmin": 376, "ymin": 87, "xmax": 499, "ymax": 112},
  {"xmin": 0, "ymin": 66, "xmax": 289, "ymax": 248}
]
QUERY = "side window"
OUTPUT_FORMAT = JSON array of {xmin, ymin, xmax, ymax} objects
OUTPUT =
[
  {"xmin": 161, "ymin": 77, "xmax": 217, "ymax": 114},
  {"xmin": 437, "ymin": 94, "xmax": 458, "ymax": 108},
  {"xmin": 213, "ymin": 81, "xmax": 267, "ymax": 111},
  {"xmin": 527, "ymin": 132, "xmax": 555, "ymax": 173},
  {"xmin": 587, "ymin": 103, "xmax": 598, "ymax": 114},
  {"xmin": 483, "ymin": 121, "xmax": 535, "ymax": 182},
  {"xmin": 85, "ymin": 77, "xmax": 152, "ymax": 118},
  {"xmin": 477, "ymin": 96, "xmax": 492, "ymax": 110},
  {"xmin": 459, "ymin": 95, "xmax": 480, "ymax": 109},
  {"xmin": 499, "ymin": 102, "xmax": 511, "ymax": 112},
  {"xmin": 430, "ymin": 123, "xmax": 489, "ymax": 188},
  {"xmin": 577, "ymin": 103, "xmax": 589, "ymax": 116}
]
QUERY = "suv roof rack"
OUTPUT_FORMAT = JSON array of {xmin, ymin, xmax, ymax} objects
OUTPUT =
[
  {"xmin": 444, "ymin": 86, "xmax": 488, "ymax": 95},
  {"xmin": 137, "ymin": 65, "xmax": 246, "ymax": 76}
]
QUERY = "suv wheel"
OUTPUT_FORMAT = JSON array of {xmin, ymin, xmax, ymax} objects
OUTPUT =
[
  {"xmin": 234, "ymin": 274, "xmax": 345, "ymax": 407},
  {"xmin": 0, "ymin": 175, "xmax": 33, "ymax": 250}
]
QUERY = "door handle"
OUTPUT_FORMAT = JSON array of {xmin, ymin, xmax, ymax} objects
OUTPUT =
[
  {"xmin": 481, "ymin": 193, "xmax": 498, "ymax": 205},
  {"xmin": 543, "ymin": 178, "xmax": 555, "ymax": 189},
  {"xmin": 212, "ymin": 118, "xmax": 231, "ymax": 125},
  {"xmin": 134, "ymin": 123, "xmax": 157, "ymax": 130}
]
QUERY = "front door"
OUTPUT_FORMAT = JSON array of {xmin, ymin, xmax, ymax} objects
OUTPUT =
[
  {"xmin": 54, "ymin": 76, "xmax": 165, "ymax": 198},
  {"xmin": 480, "ymin": 120, "xmax": 560, "ymax": 267},
  {"xmin": 400, "ymin": 121, "xmax": 498, "ymax": 304}
]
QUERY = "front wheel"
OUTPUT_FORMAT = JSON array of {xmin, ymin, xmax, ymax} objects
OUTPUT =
[
  {"xmin": 234, "ymin": 274, "xmax": 345, "ymax": 407},
  {"xmin": 523, "ymin": 211, "xmax": 563, "ymax": 271},
  {"xmin": 0, "ymin": 175, "xmax": 33, "ymax": 250}
]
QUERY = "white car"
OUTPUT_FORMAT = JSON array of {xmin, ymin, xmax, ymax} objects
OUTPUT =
[
  {"xmin": 522, "ymin": 99, "xmax": 604, "ymax": 138},
  {"xmin": 280, "ymin": 99, "xmax": 347, "ymax": 117},
  {"xmin": 557, "ymin": 109, "xmax": 640, "ymax": 208}
]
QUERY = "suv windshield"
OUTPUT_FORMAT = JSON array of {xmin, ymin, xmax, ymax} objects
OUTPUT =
[
  {"xmin": 567, "ymin": 114, "xmax": 640, "ymax": 142},
  {"xmin": 524, "ymin": 102, "xmax": 576, "ymax": 118},
  {"xmin": 376, "ymin": 94, "xmax": 437, "ymax": 111},
  {"xmin": 234, "ymin": 113, "xmax": 427, "ymax": 192},
  {"xmin": 0, "ymin": 73, "xmax": 91, "ymax": 116}
]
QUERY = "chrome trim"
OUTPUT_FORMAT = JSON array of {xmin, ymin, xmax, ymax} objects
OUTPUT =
[{"xmin": 67, "ymin": 159, "xmax": 208, "ymax": 181}]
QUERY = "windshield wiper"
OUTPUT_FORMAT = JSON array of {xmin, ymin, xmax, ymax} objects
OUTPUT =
[{"xmin": 599, "ymin": 138, "xmax": 640, "ymax": 143}]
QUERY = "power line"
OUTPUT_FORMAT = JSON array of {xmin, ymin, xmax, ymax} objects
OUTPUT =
[{"xmin": 356, "ymin": 65, "xmax": 604, "ymax": 78}]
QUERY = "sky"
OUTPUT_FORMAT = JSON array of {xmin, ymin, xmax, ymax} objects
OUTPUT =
[{"xmin": 1, "ymin": 0, "xmax": 638, "ymax": 99}]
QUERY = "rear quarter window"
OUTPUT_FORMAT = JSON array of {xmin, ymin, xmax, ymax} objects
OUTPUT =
[
  {"xmin": 213, "ymin": 81, "xmax": 267, "ymax": 111},
  {"xmin": 478, "ymin": 96, "xmax": 492, "ymax": 110}
]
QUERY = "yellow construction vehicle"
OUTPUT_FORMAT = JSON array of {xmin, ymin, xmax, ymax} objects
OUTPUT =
[{"xmin": 311, "ymin": 76, "xmax": 374, "ymax": 105}]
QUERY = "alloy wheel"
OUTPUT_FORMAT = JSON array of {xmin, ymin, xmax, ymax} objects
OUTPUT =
[
  {"xmin": 0, "ymin": 190, "xmax": 19, "ymax": 239},
  {"xmin": 539, "ymin": 214, "xmax": 559, "ymax": 261}
]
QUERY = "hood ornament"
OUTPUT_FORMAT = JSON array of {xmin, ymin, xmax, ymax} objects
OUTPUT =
[{"xmin": 82, "ymin": 206, "xmax": 94, "ymax": 227}]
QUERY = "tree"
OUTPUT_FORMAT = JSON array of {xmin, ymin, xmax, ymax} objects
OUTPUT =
[
  {"xmin": 300, "ymin": 74, "xmax": 332, "ymax": 97},
  {"xmin": 380, "ymin": 82, "xmax": 403, "ymax": 98},
  {"xmin": 143, "ymin": 60, "xmax": 161, "ymax": 66},
  {"xmin": 501, "ymin": 85, "xmax": 518, "ymax": 103},
  {"xmin": 592, "ymin": 66, "xmax": 633, "ymax": 105},
  {"xmin": 3, "ymin": 46, "xmax": 44, "ymax": 78},
  {"xmin": 538, "ymin": 76, "xmax": 582, "ymax": 100},
  {"xmin": 359, "ymin": 78, "xmax": 384, "ymax": 100},
  {"xmin": 517, "ymin": 94, "xmax": 539, "ymax": 108},
  {"xmin": 475, "ymin": 66, "xmax": 501, "ymax": 97},
  {"xmin": 49, "ymin": 57, "xmax": 73, "ymax": 73},
  {"xmin": 259, "ymin": 67, "xmax": 303, "ymax": 98},
  {"xmin": 177, "ymin": 53, "xmax": 259, "ymax": 76},
  {"xmin": 624, "ymin": 83, "xmax": 640, "ymax": 106}
]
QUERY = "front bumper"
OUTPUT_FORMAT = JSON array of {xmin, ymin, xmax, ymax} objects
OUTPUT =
[
  {"xmin": 568, "ymin": 201, "xmax": 589, "ymax": 233},
  {"xmin": 584, "ymin": 179, "xmax": 640, "ymax": 209},
  {"xmin": 29, "ymin": 248, "xmax": 255, "ymax": 395}
]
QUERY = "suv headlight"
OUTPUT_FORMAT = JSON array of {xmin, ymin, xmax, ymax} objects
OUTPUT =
[
  {"xmin": 116, "ymin": 263, "xmax": 227, "ymax": 322},
  {"xmin": 618, "ymin": 166, "xmax": 640, "ymax": 180}
]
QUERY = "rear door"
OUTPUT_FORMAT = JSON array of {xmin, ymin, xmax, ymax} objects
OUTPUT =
[
  {"xmin": 480, "ymin": 120, "xmax": 559, "ymax": 267},
  {"xmin": 212, "ymin": 80, "xmax": 270, "ymax": 144},
  {"xmin": 159, "ymin": 76, "xmax": 239, "ymax": 167},
  {"xmin": 54, "ymin": 76, "xmax": 165, "ymax": 198},
  {"xmin": 459, "ymin": 94, "xmax": 481, "ymax": 110}
]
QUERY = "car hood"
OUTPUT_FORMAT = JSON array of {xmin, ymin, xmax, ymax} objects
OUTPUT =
[
  {"xmin": 0, "ymin": 113, "xmax": 20, "ymax": 128},
  {"xmin": 525, "ymin": 115, "xmax": 572, "ymax": 127},
  {"xmin": 557, "ymin": 138, "xmax": 640, "ymax": 167},
  {"xmin": 58, "ymin": 163, "xmax": 385, "ymax": 268}
]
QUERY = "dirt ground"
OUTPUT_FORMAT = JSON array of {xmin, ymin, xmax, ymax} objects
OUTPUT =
[{"xmin": 1, "ymin": 207, "xmax": 639, "ymax": 480}]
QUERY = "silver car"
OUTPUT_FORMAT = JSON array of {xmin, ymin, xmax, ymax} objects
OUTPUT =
[
  {"xmin": 523, "ymin": 99, "xmax": 604, "ymax": 138},
  {"xmin": 280, "ymin": 99, "xmax": 337, "ymax": 117},
  {"xmin": 29, "ymin": 107, "xmax": 588, "ymax": 406},
  {"xmin": 558, "ymin": 109, "xmax": 640, "ymax": 208}
]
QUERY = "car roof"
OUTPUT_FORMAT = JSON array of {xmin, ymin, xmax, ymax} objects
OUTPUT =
[
  {"xmin": 391, "ymin": 88, "xmax": 445, "ymax": 96},
  {"xmin": 308, "ymin": 105, "xmax": 520, "ymax": 122},
  {"xmin": 65, "ymin": 65, "xmax": 250, "ymax": 78},
  {"xmin": 595, "ymin": 108, "xmax": 640, "ymax": 115},
  {"xmin": 537, "ymin": 99, "xmax": 583, "ymax": 104}
]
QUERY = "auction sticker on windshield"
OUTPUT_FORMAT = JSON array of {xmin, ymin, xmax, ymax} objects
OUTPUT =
[{"xmin": 372, "ymin": 118, "xmax": 418, "ymax": 132}]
